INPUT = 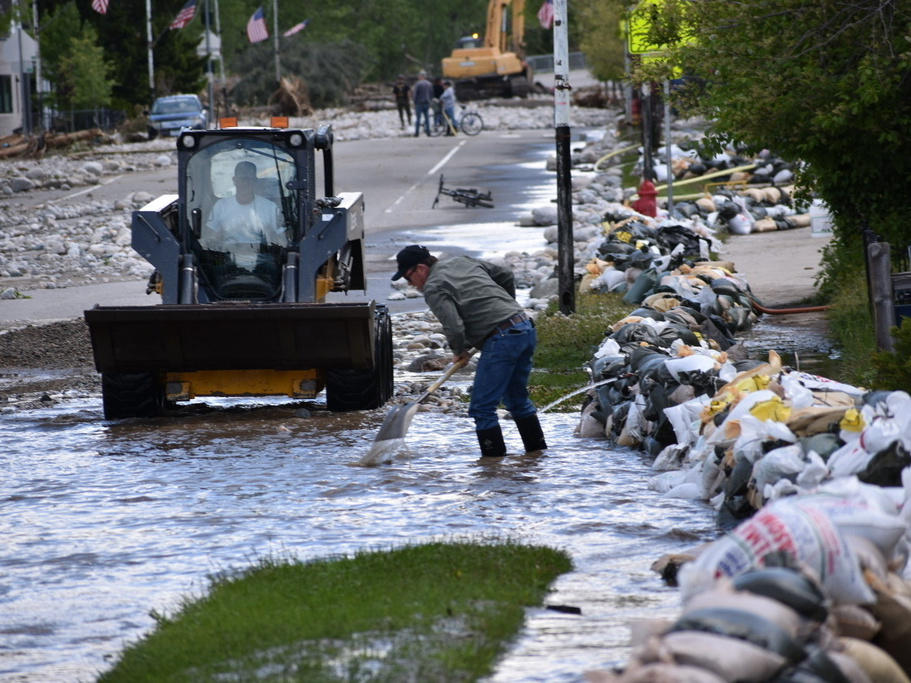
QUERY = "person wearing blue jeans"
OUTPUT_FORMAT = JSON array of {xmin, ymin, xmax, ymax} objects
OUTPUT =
[
  {"xmin": 391, "ymin": 245, "xmax": 547, "ymax": 458},
  {"xmin": 412, "ymin": 71, "xmax": 433, "ymax": 137}
]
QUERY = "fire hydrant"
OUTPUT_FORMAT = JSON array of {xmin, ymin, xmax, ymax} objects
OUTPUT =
[{"xmin": 631, "ymin": 179, "xmax": 657, "ymax": 217}]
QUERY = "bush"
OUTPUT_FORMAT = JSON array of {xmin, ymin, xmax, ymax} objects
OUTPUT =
[{"xmin": 231, "ymin": 40, "xmax": 368, "ymax": 109}]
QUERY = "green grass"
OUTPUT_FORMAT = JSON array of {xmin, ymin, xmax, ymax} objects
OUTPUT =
[
  {"xmin": 530, "ymin": 291, "xmax": 633, "ymax": 411},
  {"xmin": 825, "ymin": 267, "xmax": 877, "ymax": 389},
  {"xmin": 99, "ymin": 541, "xmax": 572, "ymax": 682}
]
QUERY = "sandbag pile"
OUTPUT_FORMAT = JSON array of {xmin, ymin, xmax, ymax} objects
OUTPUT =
[
  {"xmin": 590, "ymin": 483, "xmax": 911, "ymax": 682},
  {"xmin": 672, "ymin": 184, "xmax": 812, "ymax": 236}
]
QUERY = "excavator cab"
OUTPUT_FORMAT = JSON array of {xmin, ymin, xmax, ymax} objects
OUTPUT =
[{"xmin": 84, "ymin": 125, "xmax": 394, "ymax": 418}]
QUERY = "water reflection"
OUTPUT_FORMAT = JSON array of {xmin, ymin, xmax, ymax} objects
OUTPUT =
[{"xmin": 0, "ymin": 398, "xmax": 719, "ymax": 682}]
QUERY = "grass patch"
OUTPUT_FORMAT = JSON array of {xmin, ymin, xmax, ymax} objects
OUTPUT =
[
  {"xmin": 530, "ymin": 290, "xmax": 633, "ymax": 411},
  {"xmin": 99, "ymin": 541, "xmax": 572, "ymax": 682},
  {"xmin": 825, "ymin": 267, "xmax": 877, "ymax": 389}
]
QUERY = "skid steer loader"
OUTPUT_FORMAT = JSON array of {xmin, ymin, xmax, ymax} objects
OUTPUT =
[{"xmin": 84, "ymin": 122, "xmax": 393, "ymax": 419}]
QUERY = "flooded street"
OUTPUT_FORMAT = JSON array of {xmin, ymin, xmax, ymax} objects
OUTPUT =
[{"xmin": 0, "ymin": 387, "xmax": 718, "ymax": 682}]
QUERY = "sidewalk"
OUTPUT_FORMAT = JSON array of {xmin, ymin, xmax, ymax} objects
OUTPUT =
[{"xmin": 720, "ymin": 227, "xmax": 832, "ymax": 307}]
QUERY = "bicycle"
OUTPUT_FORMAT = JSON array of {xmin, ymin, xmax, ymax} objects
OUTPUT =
[{"xmin": 429, "ymin": 105, "xmax": 484, "ymax": 137}]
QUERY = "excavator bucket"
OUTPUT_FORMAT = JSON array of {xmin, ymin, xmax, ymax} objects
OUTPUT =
[{"xmin": 85, "ymin": 302, "xmax": 376, "ymax": 373}]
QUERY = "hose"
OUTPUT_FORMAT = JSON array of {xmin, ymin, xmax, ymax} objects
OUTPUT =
[{"xmin": 593, "ymin": 144, "xmax": 639, "ymax": 172}]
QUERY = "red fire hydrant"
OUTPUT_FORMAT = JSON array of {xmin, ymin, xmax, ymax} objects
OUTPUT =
[{"xmin": 632, "ymin": 179, "xmax": 658, "ymax": 217}]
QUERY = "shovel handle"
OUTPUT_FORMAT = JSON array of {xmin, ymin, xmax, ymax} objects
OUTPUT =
[{"xmin": 415, "ymin": 348, "xmax": 476, "ymax": 404}]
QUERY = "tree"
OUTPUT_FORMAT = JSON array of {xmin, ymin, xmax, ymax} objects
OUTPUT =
[
  {"xmin": 58, "ymin": 25, "xmax": 112, "ymax": 109},
  {"xmin": 574, "ymin": 0, "xmax": 626, "ymax": 82},
  {"xmin": 652, "ymin": 0, "xmax": 911, "ymax": 284}
]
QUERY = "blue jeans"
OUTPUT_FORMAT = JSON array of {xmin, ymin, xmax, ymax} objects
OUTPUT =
[
  {"xmin": 414, "ymin": 103, "xmax": 431, "ymax": 136},
  {"xmin": 468, "ymin": 319, "xmax": 537, "ymax": 431}
]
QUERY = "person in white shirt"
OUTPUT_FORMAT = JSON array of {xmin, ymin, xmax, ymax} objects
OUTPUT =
[{"xmin": 205, "ymin": 160, "xmax": 285, "ymax": 269}]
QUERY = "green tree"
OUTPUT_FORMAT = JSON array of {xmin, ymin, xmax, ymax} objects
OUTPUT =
[
  {"xmin": 58, "ymin": 25, "xmax": 113, "ymax": 109},
  {"xmin": 574, "ymin": 0, "xmax": 625, "ymax": 81},
  {"xmin": 654, "ymin": 0, "xmax": 911, "ymax": 289}
]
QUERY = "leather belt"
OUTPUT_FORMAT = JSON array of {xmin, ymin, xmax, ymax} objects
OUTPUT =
[{"xmin": 486, "ymin": 312, "xmax": 530, "ymax": 340}]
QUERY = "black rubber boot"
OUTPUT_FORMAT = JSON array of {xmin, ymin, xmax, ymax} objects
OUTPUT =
[
  {"xmin": 476, "ymin": 425, "xmax": 507, "ymax": 458},
  {"xmin": 515, "ymin": 413, "xmax": 547, "ymax": 453}
]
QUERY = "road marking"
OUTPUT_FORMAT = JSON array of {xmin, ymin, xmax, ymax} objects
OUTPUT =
[
  {"xmin": 385, "ymin": 141, "xmax": 467, "ymax": 213},
  {"xmin": 60, "ymin": 174, "xmax": 124, "ymax": 201}
]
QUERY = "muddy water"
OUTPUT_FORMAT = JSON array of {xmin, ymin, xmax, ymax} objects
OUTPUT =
[{"xmin": 0, "ymin": 391, "xmax": 719, "ymax": 682}]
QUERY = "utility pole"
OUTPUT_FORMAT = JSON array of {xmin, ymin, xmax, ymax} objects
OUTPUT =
[
  {"xmin": 14, "ymin": 1, "xmax": 31, "ymax": 134},
  {"xmin": 272, "ymin": 0, "xmax": 280, "ymax": 83},
  {"xmin": 553, "ymin": 0, "xmax": 574, "ymax": 314},
  {"xmin": 32, "ymin": 0, "xmax": 43, "ymax": 131},
  {"xmin": 214, "ymin": 0, "xmax": 225, "ymax": 83},
  {"xmin": 146, "ymin": 0, "xmax": 155, "ymax": 98}
]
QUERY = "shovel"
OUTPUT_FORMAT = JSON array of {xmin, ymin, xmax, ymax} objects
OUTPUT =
[{"xmin": 359, "ymin": 350, "xmax": 475, "ymax": 465}]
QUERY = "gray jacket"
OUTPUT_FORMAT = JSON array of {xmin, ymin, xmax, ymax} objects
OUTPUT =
[{"xmin": 422, "ymin": 255, "xmax": 522, "ymax": 354}]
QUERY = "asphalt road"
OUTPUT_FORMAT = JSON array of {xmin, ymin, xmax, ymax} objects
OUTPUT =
[{"xmin": 2, "ymin": 126, "xmax": 565, "ymax": 326}]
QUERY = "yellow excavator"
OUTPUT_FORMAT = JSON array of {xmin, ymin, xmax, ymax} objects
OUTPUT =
[{"xmin": 441, "ymin": 0, "xmax": 532, "ymax": 100}]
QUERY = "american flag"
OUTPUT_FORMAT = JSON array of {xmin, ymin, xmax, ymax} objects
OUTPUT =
[
  {"xmin": 282, "ymin": 19, "xmax": 309, "ymax": 38},
  {"xmin": 169, "ymin": 0, "xmax": 196, "ymax": 29},
  {"xmin": 91, "ymin": 0, "xmax": 109, "ymax": 15},
  {"xmin": 247, "ymin": 6, "xmax": 269, "ymax": 43},
  {"xmin": 537, "ymin": 0, "xmax": 554, "ymax": 29}
]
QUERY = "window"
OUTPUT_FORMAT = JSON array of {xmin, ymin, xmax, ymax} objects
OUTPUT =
[{"xmin": 0, "ymin": 75, "xmax": 13, "ymax": 114}]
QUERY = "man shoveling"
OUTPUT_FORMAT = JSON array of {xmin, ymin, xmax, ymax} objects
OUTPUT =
[{"xmin": 390, "ymin": 245, "xmax": 546, "ymax": 458}]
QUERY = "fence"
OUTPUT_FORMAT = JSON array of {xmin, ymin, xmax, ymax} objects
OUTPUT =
[
  {"xmin": 525, "ymin": 52, "xmax": 588, "ymax": 74},
  {"xmin": 50, "ymin": 108, "xmax": 126, "ymax": 133}
]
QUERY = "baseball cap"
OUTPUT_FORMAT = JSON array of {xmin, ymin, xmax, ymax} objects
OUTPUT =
[{"xmin": 391, "ymin": 245, "xmax": 430, "ymax": 281}]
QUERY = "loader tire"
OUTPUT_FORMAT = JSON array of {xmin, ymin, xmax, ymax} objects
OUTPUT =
[
  {"xmin": 102, "ymin": 372, "xmax": 165, "ymax": 419},
  {"xmin": 325, "ymin": 305, "xmax": 394, "ymax": 411}
]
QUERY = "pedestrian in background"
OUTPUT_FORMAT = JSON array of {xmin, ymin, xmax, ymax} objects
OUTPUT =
[
  {"xmin": 391, "ymin": 245, "xmax": 547, "ymax": 459},
  {"xmin": 412, "ymin": 71, "xmax": 433, "ymax": 137},
  {"xmin": 432, "ymin": 76, "xmax": 445, "ymax": 127},
  {"xmin": 392, "ymin": 75, "xmax": 411, "ymax": 129},
  {"xmin": 440, "ymin": 80, "xmax": 457, "ymax": 135}
]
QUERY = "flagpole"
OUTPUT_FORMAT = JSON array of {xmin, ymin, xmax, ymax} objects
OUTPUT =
[
  {"xmin": 272, "ymin": 0, "xmax": 280, "ymax": 83},
  {"xmin": 205, "ymin": 0, "xmax": 214, "ymax": 123},
  {"xmin": 146, "ymin": 0, "xmax": 154, "ymax": 97}
]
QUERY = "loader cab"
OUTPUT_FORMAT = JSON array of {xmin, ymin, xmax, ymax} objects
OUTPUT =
[{"xmin": 183, "ymin": 135, "xmax": 301, "ymax": 301}]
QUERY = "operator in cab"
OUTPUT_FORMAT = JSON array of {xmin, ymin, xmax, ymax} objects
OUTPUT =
[{"xmin": 205, "ymin": 160, "xmax": 286, "ymax": 269}]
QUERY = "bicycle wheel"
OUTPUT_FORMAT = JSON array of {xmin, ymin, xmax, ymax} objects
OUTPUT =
[
  {"xmin": 428, "ymin": 118, "xmax": 446, "ymax": 137},
  {"xmin": 459, "ymin": 112, "xmax": 483, "ymax": 136}
]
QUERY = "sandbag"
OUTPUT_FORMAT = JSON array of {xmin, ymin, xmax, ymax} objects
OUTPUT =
[
  {"xmin": 683, "ymin": 586, "xmax": 806, "ymax": 639},
  {"xmin": 679, "ymin": 499, "xmax": 874, "ymax": 606},
  {"xmin": 670, "ymin": 607, "xmax": 806, "ymax": 661},
  {"xmin": 838, "ymin": 637, "xmax": 911, "ymax": 683},
  {"xmin": 655, "ymin": 631, "xmax": 787, "ymax": 681}
]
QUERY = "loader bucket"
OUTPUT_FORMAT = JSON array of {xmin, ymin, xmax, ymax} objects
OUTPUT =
[{"xmin": 84, "ymin": 302, "xmax": 376, "ymax": 373}]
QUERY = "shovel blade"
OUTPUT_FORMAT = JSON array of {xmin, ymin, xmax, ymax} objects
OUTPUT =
[
  {"xmin": 373, "ymin": 402, "xmax": 420, "ymax": 443},
  {"xmin": 359, "ymin": 402, "xmax": 420, "ymax": 466}
]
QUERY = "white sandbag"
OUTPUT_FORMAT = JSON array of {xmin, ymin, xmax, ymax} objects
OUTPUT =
[
  {"xmin": 727, "ymin": 212, "xmax": 753, "ymax": 235},
  {"xmin": 658, "ymin": 631, "xmax": 787, "ymax": 682},
  {"xmin": 664, "ymin": 396, "xmax": 711, "ymax": 448},
  {"xmin": 751, "ymin": 444, "xmax": 807, "ymax": 497},
  {"xmin": 678, "ymin": 497, "xmax": 875, "ymax": 605},
  {"xmin": 828, "ymin": 440, "xmax": 876, "ymax": 479},
  {"xmin": 787, "ymin": 371, "xmax": 866, "ymax": 396},
  {"xmin": 857, "ymin": 391, "xmax": 911, "ymax": 454},
  {"xmin": 797, "ymin": 492, "xmax": 907, "ymax": 558},
  {"xmin": 664, "ymin": 482, "xmax": 703, "ymax": 499},
  {"xmin": 780, "ymin": 372, "xmax": 815, "ymax": 410},
  {"xmin": 594, "ymin": 337, "xmax": 622, "ymax": 359},
  {"xmin": 794, "ymin": 450, "xmax": 829, "ymax": 489},
  {"xmin": 683, "ymin": 586, "xmax": 805, "ymax": 639},
  {"xmin": 651, "ymin": 469, "xmax": 688, "ymax": 492}
]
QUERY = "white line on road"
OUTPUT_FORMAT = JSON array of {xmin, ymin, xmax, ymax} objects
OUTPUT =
[
  {"xmin": 385, "ymin": 141, "xmax": 466, "ymax": 213},
  {"xmin": 60, "ymin": 174, "xmax": 124, "ymax": 201}
]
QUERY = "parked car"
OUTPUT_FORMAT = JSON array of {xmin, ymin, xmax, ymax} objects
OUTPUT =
[{"xmin": 148, "ymin": 94, "xmax": 207, "ymax": 139}]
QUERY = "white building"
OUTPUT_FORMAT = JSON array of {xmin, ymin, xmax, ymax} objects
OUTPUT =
[{"xmin": 0, "ymin": 24, "xmax": 38, "ymax": 138}]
